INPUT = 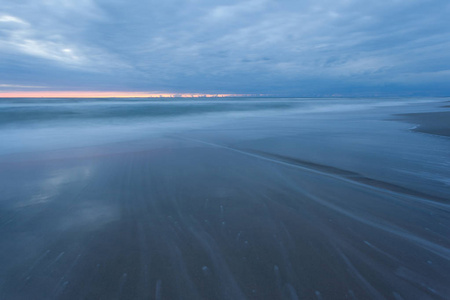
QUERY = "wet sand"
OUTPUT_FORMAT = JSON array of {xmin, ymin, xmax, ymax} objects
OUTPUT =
[
  {"xmin": 1, "ymin": 137, "xmax": 449, "ymax": 299},
  {"xmin": 397, "ymin": 111, "xmax": 450, "ymax": 137},
  {"xmin": 0, "ymin": 98, "xmax": 449, "ymax": 299}
]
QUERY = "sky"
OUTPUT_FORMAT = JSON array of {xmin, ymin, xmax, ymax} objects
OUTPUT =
[{"xmin": 0, "ymin": 0, "xmax": 449, "ymax": 97}]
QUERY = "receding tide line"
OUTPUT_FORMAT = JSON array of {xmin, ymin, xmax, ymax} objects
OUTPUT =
[
  {"xmin": 176, "ymin": 136, "xmax": 449, "ymax": 210},
  {"xmin": 174, "ymin": 136, "xmax": 450, "ymax": 260}
]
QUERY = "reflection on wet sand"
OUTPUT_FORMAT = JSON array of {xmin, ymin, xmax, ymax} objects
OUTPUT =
[{"xmin": 0, "ymin": 137, "xmax": 449, "ymax": 299}]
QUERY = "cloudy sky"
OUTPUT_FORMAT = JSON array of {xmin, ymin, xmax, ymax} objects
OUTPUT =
[{"xmin": 1, "ymin": 0, "xmax": 449, "ymax": 96}]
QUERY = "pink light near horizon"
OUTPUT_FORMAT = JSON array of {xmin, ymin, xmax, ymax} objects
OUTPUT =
[{"xmin": 0, "ymin": 91, "xmax": 260, "ymax": 98}]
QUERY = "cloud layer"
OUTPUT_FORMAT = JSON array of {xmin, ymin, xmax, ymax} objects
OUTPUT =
[{"xmin": 1, "ymin": 0, "xmax": 449, "ymax": 96}]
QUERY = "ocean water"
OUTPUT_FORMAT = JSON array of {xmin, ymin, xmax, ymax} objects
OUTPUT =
[
  {"xmin": 1, "ymin": 97, "xmax": 448, "ymax": 196},
  {"xmin": 0, "ymin": 97, "xmax": 443, "ymax": 151},
  {"xmin": 0, "ymin": 97, "xmax": 449, "ymax": 299},
  {"xmin": 0, "ymin": 98, "xmax": 293, "ymax": 154}
]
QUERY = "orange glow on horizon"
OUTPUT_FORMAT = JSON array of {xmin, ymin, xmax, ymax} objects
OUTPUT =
[{"xmin": 0, "ymin": 91, "xmax": 261, "ymax": 98}]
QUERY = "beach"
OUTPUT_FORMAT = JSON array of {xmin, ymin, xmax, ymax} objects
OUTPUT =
[
  {"xmin": 397, "ymin": 110, "xmax": 450, "ymax": 137},
  {"xmin": 0, "ymin": 98, "xmax": 449, "ymax": 299}
]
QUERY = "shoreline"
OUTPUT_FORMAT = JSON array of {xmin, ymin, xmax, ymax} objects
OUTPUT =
[{"xmin": 396, "ymin": 110, "xmax": 450, "ymax": 138}]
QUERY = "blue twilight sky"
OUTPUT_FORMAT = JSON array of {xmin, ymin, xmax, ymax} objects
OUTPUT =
[{"xmin": 0, "ymin": 0, "xmax": 449, "ymax": 96}]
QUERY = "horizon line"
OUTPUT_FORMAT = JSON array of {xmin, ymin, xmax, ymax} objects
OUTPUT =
[
  {"xmin": 0, "ymin": 91, "xmax": 448, "ymax": 99},
  {"xmin": 0, "ymin": 91, "xmax": 266, "ymax": 98}
]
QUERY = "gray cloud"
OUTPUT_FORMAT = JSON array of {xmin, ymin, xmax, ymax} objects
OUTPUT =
[{"xmin": 1, "ymin": 0, "xmax": 449, "ymax": 95}]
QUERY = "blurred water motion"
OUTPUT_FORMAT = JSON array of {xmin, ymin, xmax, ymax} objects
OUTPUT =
[{"xmin": 0, "ymin": 98, "xmax": 449, "ymax": 299}]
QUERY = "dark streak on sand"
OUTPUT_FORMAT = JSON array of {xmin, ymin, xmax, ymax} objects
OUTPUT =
[
  {"xmin": 241, "ymin": 148, "xmax": 450, "ymax": 205},
  {"xmin": 396, "ymin": 111, "xmax": 450, "ymax": 137},
  {"xmin": 181, "ymin": 136, "xmax": 449, "ymax": 204}
]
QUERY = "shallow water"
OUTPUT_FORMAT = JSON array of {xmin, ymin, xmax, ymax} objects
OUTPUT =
[{"xmin": 0, "ymin": 97, "xmax": 449, "ymax": 299}]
